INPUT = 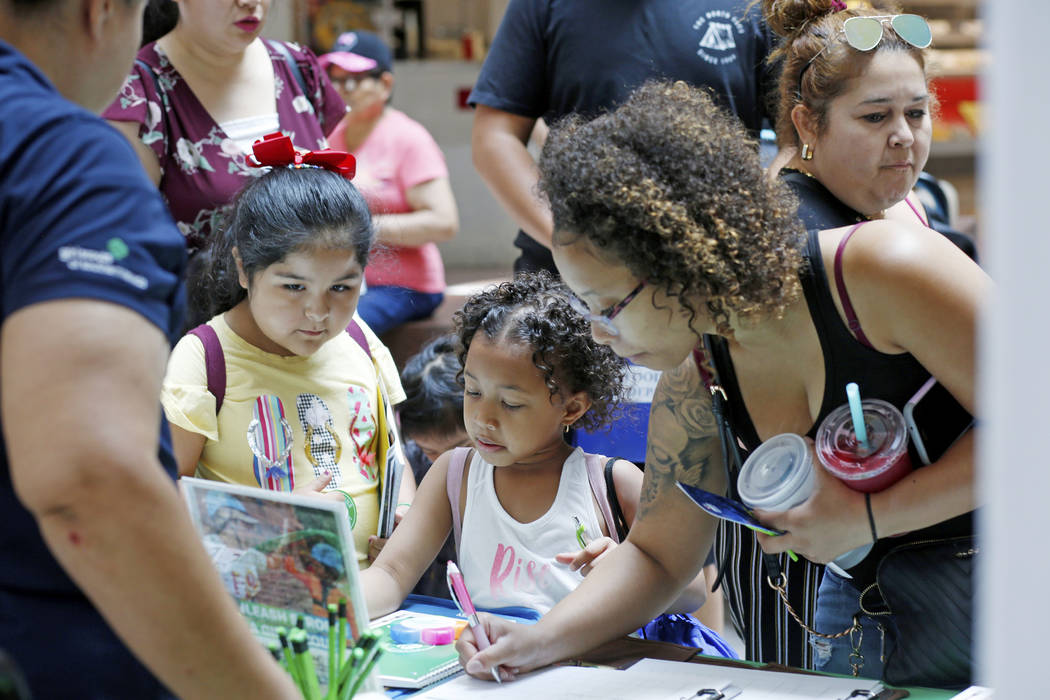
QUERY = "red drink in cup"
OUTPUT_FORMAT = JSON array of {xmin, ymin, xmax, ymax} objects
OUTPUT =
[{"xmin": 816, "ymin": 399, "xmax": 913, "ymax": 494}]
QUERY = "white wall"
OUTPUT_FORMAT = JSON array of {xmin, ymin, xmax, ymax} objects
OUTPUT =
[
  {"xmin": 391, "ymin": 60, "xmax": 519, "ymax": 270},
  {"xmin": 979, "ymin": 0, "xmax": 1050, "ymax": 693}
]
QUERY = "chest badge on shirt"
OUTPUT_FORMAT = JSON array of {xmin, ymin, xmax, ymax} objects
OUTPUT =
[
  {"xmin": 246, "ymin": 394, "xmax": 295, "ymax": 491},
  {"xmin": 297, "ymin": 394, "xmax": 343, "ymax": 481},
  {"xmin": 692, "ymin": 9, "xmax": 745, "ymax": 66}
]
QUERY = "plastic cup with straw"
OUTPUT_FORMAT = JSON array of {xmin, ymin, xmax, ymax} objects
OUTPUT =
[{"xmin": 845, "ymin": 382, "xmax": 871, "ymax": 452}]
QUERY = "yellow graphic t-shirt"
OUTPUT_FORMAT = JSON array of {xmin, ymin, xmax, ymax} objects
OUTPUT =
[{"xmin": 162, "ymin": 314, "xmax": 406, "ymax": 565}]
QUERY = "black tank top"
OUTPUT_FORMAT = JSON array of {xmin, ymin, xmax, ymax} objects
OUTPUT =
[{"xmin": 708, "ymin": 229, "xmax": 972, "ymax": 589}]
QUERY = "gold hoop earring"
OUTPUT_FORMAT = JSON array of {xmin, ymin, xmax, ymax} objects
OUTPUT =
[
  {"xmin": 801, "ymin": 143, "xmax": 814, "ymax": 161},
  {"xmin": 563, "ymin": 423, "xmax": 571, "ymax": 434}
]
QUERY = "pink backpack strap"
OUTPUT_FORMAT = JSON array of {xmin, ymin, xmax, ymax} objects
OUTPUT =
[
  {"xmin": 584, "ymin": 453, "xmax": 621, "ymax": 544},
  {"xmin": 833, "ymin": 223, "xmax": 876, "ymax": 350},
  {"xmin": 446, "ymin": 446, "xmax": 472, "ymax": 555}
]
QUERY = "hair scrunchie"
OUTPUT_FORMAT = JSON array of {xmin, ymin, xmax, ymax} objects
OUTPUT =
[{"xmin": 830, "ymin": 0, "xmax": 848, "ymax": 11}]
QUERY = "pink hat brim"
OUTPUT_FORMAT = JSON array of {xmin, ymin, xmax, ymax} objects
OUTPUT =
[{"xmin": 318, "ymin": 52, "xmax": 378, "ymax": 74}]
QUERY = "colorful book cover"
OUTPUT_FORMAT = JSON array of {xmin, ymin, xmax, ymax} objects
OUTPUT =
[
  {"xmin": 180, "ymin": 477, "xmax": 376, "ymax": 692},
  {"xmin": 371, "ymin": 610, "xmax": 465, "ymax": 688}
]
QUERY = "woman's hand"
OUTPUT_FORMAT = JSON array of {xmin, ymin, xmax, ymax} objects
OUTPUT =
[
  {"xmin": 753, "ymin": 445, "xmax": 871, "ymax": 564},
  {"xmin": 553, "ymin": 537, "xmax": 617, "ymax": 576},
  {"xmin": 456, "ymin": 614, "xmax": 550, "ymax": 682}
]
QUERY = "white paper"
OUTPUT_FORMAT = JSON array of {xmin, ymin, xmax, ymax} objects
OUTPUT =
[
  {"xmin": 412, "ymin": 665, "xmax": 732, "ymax": 700},
  {"xmin": 949, "ymin": 687, "xmax": 995, "ymax": 700}
]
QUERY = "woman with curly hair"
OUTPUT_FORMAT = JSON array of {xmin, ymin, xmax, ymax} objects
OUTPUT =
[
  {"xmin": 454, "ymin": 81, "xmax": 985, "ymax": 684},
  {"xmin": 360, "ymin": 271, "xmax": 710, "ymax": 619}
]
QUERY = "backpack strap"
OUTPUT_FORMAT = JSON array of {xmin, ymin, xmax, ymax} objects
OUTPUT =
[
  {"xmin": 584, "ymin": 453, "xmax": 623, "ymax": 544},
  {"xmin": 267, "ymin": 39, "xmax": 310, "ymax": 97},
  {"xmin": 603, "ymin": 458, "xmax": 630, "ymax": 543},
  {"xmin": 188, "ymin": 324, "xmax": 226, "ymax": 412},
  {"xmin": 446, "ymin": 446, "xmax": 473, "ymax": 556},
  {"xmin": 346, "ymin": 319, "xmax": 372, "ymax": 360},
  {"xmin": 833, "ymin": 222, "xmax": 876, "ymax": 349}
]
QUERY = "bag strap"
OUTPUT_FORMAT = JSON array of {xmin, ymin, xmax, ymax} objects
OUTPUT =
[
  {"xmin": 833, "ymin": 223, "xmax": 875, "ymax": 349},
  {"xmin": 446, "ymin": 446, "xmax": 473, "ymax": 556},
  {"xmin": 188, "ymin": 324, "xmax": 226, "ymax": 412},
  {"xmin": 192, "ymin": 319, "xmax": 372, "ymax": 414},
  {"xmin": 345, "ymin": 319, "xmax": 372, "ymax": 360},
  {"xmin": 603, "ymin": 458, "xmax": 629, "ymax": 543},
  {"xmin": 267, "ymin": 39, "xmax": 310, "ymax": 97},
  {"xmin": 583, "ymin": 453, "xmax": 622, "ymax": 544}
]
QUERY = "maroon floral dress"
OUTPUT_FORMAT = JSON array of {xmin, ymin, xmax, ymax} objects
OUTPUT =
[{"xmin": 104, "ymin": 40, "xmax": 347, "ymax": 255}]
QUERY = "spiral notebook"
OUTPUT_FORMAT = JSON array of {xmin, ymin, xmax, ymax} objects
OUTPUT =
[{"xmin": 371, "ymin": 609, "xmax": 464, "ymax": 688}]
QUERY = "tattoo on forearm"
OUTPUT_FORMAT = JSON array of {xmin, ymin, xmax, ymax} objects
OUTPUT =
[{"xmin": 639, "ymin": 361, "xmax": 720, "ymax": 519}]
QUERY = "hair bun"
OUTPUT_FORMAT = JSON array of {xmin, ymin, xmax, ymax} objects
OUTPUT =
[{"xmin": 762, "ymin": 0, "xmax": 838, "ymax": 39}]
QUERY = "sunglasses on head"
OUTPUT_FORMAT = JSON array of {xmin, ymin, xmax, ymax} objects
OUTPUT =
[{"xmin": 798, "ymin": 15, "xmax": 933, "ymax": 97}]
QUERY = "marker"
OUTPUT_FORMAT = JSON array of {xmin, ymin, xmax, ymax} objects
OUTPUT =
[
  {"xmin": 446, "ymin": 560, "xmax": 502, "ymax": 683},
  {"xmin": 573, "ymin": 515, "xmax": 588, "ymax": 549}
]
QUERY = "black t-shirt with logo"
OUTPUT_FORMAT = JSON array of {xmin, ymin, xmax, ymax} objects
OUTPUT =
[{"xmin": 469, "ymin": 0, "xmax": 777, "ymax": 272}]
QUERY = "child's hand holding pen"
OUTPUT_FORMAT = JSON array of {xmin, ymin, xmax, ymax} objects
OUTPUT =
[{"xmin": 554, "ymin": 516, "xmax": 616, "ymax": 576}]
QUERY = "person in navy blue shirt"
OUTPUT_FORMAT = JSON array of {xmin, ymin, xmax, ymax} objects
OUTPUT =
[
  {"xmin": 0, "ymin": 1, "xmax": 299, "ymax": 698},
  {"xmin": 470, "ymin": 0, "xmax": 777, "ymax": 275}
]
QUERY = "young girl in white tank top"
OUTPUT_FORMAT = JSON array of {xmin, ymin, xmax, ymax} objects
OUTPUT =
[{"xmin": 361, "ymin": 272, "xmax": 709, "ymax": 618}]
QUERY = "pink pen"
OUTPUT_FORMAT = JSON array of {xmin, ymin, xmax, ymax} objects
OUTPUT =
[{"xmin": 446, "ymin": 560, "xmax": 502, "ymax": 683}]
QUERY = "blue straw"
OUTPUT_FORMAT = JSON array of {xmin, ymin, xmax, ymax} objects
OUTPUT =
[{"xmin": 845, "ymin": 383, "xmax": 870, "ymax": 451}]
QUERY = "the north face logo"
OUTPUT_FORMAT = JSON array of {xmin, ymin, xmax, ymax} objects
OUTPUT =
[{"xmin": 700, "ymin": 22, "xmax": 736, "ymax": 52}]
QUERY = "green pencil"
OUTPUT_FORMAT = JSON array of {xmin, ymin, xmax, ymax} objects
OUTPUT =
[
  {"xmin": 327, "ymin": 605, "xmax": 338, "ymax": 700},
  {"xmin": 291, "ymin": 629, "xmax": 321, "ymax": 700},
  {"xmin": 342, "ymin": 645, "xmax": 383, "ymax": 700},
  {"xmin": 337, "ymin": 600, "xmax": 348, "ymax": 674}
]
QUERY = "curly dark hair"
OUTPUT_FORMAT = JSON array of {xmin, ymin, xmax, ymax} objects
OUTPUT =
[
  {"xmin": 399, "ymin": 334, "xmax": 463, "ymax": 440},
  {"xmin": 757, "ymin": 0, "xmax": 935, "ymax": 148},
  {"xmin": 538, "ymin": 80, "xmax": 805, "ymax": 335},
  {"xmin": 452, "ymin": 271, "xmax": 626, "ymax": 432}
]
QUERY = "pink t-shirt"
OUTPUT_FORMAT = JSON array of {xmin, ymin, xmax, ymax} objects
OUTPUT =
[{"xmin": 330, "ymin": 108, "xmax": 448, "ymax": 293}]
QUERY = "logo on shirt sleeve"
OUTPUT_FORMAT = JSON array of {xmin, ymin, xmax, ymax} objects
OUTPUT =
[{"xmin": 58, "ymin": 242, "xmax": 147, "ymax": 290}]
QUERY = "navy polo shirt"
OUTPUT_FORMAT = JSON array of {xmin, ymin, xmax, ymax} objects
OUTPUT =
[{"xmin": 0, "ymin": 41, "xmax": 185, "ymax": 698}]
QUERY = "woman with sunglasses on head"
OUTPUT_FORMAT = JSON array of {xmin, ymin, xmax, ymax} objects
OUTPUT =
[
  {"xmin": 762, "ymin": 0, "xmax": 977, "ymax": 260},
  {"xmin": 103, "ymin": 0, "xmax": 347, "ymax": 325},
  {"xmin": 453, "ymin": 81, "xmax": 985, "ymax": 688}
]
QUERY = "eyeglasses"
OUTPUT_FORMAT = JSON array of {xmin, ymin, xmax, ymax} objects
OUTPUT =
[
  {"xmin": 567, "ymin": 281, "xmax": 646, "ymax": 338},
  {"xmin": 798, "ymin": 15, "xmax": 932, "ymax": 97}
]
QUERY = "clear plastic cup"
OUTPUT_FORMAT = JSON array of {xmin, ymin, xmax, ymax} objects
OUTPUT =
[
  {"xmin": 737, "ymin": 433, "xmax": 815, "ymax": 512},
  {"xmin": 739, "ymin": 432, "xmax": 870, "ymax": 574},
  {"xmin": 816, "ymin": 399, "xmax": 913, "ymax": 494}
]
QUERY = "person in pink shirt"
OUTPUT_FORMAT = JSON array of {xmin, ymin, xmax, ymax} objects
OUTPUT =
[{"xmin": 321, "ymin": 32, "xmax": 459, "ymax": 335}]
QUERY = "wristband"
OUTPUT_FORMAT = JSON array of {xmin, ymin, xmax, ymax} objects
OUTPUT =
[{"xmin": 865, "ymin": 492, "xmax": 878, "ymax": 543}]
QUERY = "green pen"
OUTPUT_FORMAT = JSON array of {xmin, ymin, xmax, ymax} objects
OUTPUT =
[
  {"xmin": 326, "ymin": 605, "xmax": 338, "ymax": 700},
  {"xmin": 343, "ymin": 645, "xmax": 384, "ymax": 700},
  {"xmin": 573, "ymin": 515, "xmax": 588, "ymax": 549}
]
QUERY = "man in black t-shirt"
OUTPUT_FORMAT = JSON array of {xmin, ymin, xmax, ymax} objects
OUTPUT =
[{"xmin": 469, "ymin": 0, "xmax": 777, "ymax": 274}]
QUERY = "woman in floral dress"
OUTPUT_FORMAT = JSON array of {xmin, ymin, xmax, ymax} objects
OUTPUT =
[{"xmin": 104, "ymin": 0, "xmax": 346, "ymax": 282}]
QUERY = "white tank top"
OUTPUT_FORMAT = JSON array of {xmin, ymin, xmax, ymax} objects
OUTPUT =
[{"xmin": 457, "ymin": 447, "xmax": 604, "ymax": 614}]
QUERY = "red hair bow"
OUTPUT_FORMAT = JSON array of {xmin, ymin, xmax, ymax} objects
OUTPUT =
[{"xmin": 248, "ymin": 131, "xmax": 356, "ymax": 179}]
